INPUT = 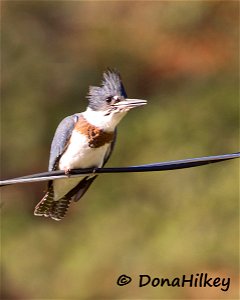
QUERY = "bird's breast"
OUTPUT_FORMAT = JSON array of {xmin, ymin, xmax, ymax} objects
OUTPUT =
[
  {"xmin": 58, "ymin": 130, "xmax": 111, "ymax": 170},
  {"xmin": 74, "ymin": 115, "xmax": 115, "ymax": 148},
  {"xmin": 58, "ymin": 116, "xmax": 114, "ymax": 170}
]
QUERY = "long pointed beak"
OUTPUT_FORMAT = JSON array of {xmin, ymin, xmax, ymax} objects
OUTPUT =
[{"xmin": 113, "ymin": 98, "xmax": 147, "ymax": 109}]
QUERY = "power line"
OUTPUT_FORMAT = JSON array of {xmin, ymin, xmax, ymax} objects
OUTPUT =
[{"xmin": 1, "ymin": 152, "xmax": 239, "ymax": 187}]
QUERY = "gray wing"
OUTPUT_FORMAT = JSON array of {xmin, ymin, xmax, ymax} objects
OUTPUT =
[
  {"xmin": 48, "ymin": 114, "xmax": 79, "ymax": 171},
  {"xmin": 72, "ymin": 129, "xmax": 117, "ymax": 202}
]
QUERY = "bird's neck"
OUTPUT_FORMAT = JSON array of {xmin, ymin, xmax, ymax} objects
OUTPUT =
[{"xmin": 82, "ymin": 107, "xmax": 127, "ymax": 131}]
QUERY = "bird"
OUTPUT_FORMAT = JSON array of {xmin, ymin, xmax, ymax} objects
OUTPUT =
[{"xmin": 34, "ymin": 69, "xmax": 147, "ymax": 221}]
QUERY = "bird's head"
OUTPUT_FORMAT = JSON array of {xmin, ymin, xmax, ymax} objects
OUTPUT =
[{"xmin": 85, "ymin": 69, "xmax": 147, "ymax": 130}]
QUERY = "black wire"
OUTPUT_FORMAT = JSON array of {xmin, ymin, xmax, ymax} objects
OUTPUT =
[{"xmin": 0, "ymin": 152, "xmax": 239, "ymax": 186}]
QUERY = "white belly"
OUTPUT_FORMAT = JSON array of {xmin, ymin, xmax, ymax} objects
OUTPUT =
[
  {"xmin": 53, "ymin": 131, "xmax": 109, "ymax": 200},
  {"xmin": 59, "ymin": 131, "xmax": 109, "ymax": 170}
]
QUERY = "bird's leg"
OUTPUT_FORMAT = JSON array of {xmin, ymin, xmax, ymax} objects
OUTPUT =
[
  {"xmin": 92, "ymin": 167, "xmax": 98, "ymax": 174},
  {"xmin": 64, "ymin": 168, "xmax": 72, "ymax": 177}
]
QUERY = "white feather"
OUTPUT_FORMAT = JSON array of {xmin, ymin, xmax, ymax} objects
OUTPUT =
[
  {"xmin": 83, "ymin": 107, "xmax": 127, "ymax": 131},
  {"xmin": 53, "ymin": 130, "xmax": 110, "ymax": 200}
]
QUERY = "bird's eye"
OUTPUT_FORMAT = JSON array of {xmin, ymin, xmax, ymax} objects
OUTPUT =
[{"xmin": 106, "ymin": 96, "xmax": 113, "ymax": 103}]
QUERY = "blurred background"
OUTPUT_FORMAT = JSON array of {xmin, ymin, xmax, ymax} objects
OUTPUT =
[{"xmin": 1, "ymin": 1, "xmax": 239, "ymax": 299}]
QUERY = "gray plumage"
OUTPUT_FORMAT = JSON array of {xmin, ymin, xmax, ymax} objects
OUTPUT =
[
  {"xmin": 87, "ymin": 69, "xmax": 127, "ymax": 111},
  {"xmin": 48, "ymin": 114, "xmax": 79, "ymax": 171}
]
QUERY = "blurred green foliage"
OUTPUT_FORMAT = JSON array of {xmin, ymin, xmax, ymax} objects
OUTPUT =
[{"xmin": 1, "ymin": 1, "xmax": 239, "ymax": 299}]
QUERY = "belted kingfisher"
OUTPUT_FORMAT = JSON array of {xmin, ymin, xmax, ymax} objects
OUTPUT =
[{"xmin": 34, "ymin": 70, "xmax": 147, "ymax": 221}]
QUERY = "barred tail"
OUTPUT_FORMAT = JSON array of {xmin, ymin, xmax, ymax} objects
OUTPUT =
[
  {"xmin": 49, "ymin": 197, "xmax": 71, "ymax": 221},
  {"xmin": 34, "ymin": 183, "xmax": 71, "ymax": 221}
]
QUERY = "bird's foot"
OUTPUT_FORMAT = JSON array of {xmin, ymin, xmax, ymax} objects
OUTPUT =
[
  {"xmin": 64, "ymin": 168, "xmax": 72, "ymax": 177},
  {"xmin": 92, "ymin": 167, "xmax": 98, "ymax": 174}
]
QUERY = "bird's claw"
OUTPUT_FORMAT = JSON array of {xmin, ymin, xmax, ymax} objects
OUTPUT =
[
  {"xmin": 64, "ymin": 168, "xmax": 72, "ymax": 177},
  {"xmin": 93, "ymin": 167, "xmax": 98, "ymax": 174}
]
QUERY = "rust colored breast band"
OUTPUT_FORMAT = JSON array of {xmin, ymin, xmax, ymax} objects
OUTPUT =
[{"xmin": 74, "ymin": 115, "xmax": 115, "ymax": 148}]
